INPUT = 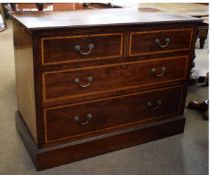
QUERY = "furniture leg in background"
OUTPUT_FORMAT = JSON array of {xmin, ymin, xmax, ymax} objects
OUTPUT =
[
  {"xmin": 188, "ymin": 17, "xmax": 209, "ymax": 120},
  {"xmin": 198, "ymin": 17, "xmax": 209, "ymax": 49},
  {"xmin": 188, "ymin": 100, "xmax": 209, "ymax": 120},
  {"xmin": 0, "ymin": 3, "xmax": 7, "ymax": 31}
]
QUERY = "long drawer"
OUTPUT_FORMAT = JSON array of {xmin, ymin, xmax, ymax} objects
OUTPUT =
[
  {"xmin": 41, "ymin": 33, "xmax": 123, "ymax": 65},
  {"xmin": 129, "ymin": 28, "xmax": 193, "ymax": 56},
  {"xmin": 43, "ymin": 56, "xmax": 189, "ymax": 103},
  {"xmin": 44, "ymin": 86, "xmax": 184, "ymax": 143}
]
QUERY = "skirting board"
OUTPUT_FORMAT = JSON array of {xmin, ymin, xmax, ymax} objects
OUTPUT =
[{"xmin": 15, "ymin": 112, "xmax": 185, "ymax": 170}]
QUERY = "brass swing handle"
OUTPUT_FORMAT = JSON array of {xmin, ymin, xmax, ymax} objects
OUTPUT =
[
  {"xmin": 155, "ymin": 38, "xmax": 170, "ymax": 48},
  {"xmin": 74, "ymin": 114, "xmax": 92, "ymax": 125},
  {"xmin": 147, "ymin": 100, "xmax": 162, "ymax": 110},
  {"xmin": 151, "ymin": 67, "xmax": 166, "ymax": 77},
  {"xmin": 74, "ymin": 43, "xmax": 94, "ymax": 55},
  {"xmin": 74, "ymin": 76, "xmax": 93, "ymax": 88}
]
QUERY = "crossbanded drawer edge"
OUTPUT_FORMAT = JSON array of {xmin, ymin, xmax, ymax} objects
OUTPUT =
[
  {"xmin": 42, "ymin": 55, "xmax": 190, "ymax": 104},
  {"xmin": 43, "ymin": 85, "xmax": 185, "ymax": 144},
  {"xmin": 129, "ymin": 28, "xmax": 194, "ymax": 56},
  {"xmin": 41, "ymin": 33, "xmax": 124, "ymax": 65}
]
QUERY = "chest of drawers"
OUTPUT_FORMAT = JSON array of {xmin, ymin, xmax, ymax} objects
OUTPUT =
[{"xmin": 11, "ymin": 9, "xmax": 201, "ymax": 170}]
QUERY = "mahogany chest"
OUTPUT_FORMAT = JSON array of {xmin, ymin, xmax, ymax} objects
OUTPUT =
[{"xmin": 11, "ymin": 9, "xmax": 201, "ymax": 170}]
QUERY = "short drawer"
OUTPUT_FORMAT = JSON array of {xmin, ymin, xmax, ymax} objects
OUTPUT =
[
  {"xmin": 43, "ymin": 56, "xmax": 189, "ymax": 103},
  {"xmin": 41, "ymin": 33, "xmax": 123, "ymax": 65},
  {"xmin": 44, "ymin": 86, "xmax": 183, "ymax": 143},
  {"xmin": 129, "ymin": 28, "xmax": 193, "ymax": 56}
]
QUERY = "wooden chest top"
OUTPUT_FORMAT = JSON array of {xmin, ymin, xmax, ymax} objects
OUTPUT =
[
  {"xmin": 11, "ymin": 8, "xmax": 201, "ymax": 170},
  {"xmin": 10, "ymin": 8, "xmax": 201, "ymax": 30}
]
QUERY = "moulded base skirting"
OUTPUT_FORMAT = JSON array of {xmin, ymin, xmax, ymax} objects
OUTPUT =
[{"xmin": 15, "ymin": 111, "xmax": 185, "ymax": 171}]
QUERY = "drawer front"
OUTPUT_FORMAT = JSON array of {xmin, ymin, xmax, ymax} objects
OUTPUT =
[
  {"xmin": 129, "ymin": 28, "xmax": 193, "ymax": 56},
  {"xmin": 43, "ymin": 56, "xmax": 189, "ymax": 103},
  {"xmin": 41, "ymin": 33, "xmax": 123, "ymax": 65},
  {"xmin": 44, "ymin": 86, "xmax": 183, "ymax": 143}
]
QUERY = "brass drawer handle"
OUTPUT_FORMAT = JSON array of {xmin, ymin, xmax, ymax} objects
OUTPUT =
[
  {"xmin": 74, "ymin": 114, "xmax": 92, "ymax": 125},
  {"xmin": 155, "ymin": 38, "xmax": 170, "ymax": 48},
  {"xmin": 151, "ymin": 67, "xmax": 166, "ymax": 77},
  {"xmin": 147, "ymin": 100, "xmax": 162, "ymax": 110},
  {"xmin": 74, "ymin": 43, "xmax": 94, "ymax": 55},
  {"xmin": 74, "ymin": 76, "xmax": 93, "ymax": 88}
]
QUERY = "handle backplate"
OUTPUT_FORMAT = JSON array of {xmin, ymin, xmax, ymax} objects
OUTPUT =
[
  {"xmin": 155, "ymin": 38, "xmax": 170, "ymax": 48},
  {"xmin": 74, "ymin": 113, "xmax": 92, "ymax": 125},
  {"xmin": 151, "ymin": 67, "xmax": 166, "ymax": 77},
  {"xmin": 74, "ymin": 43, "xmax": 94, "ymax": 55},
  {"xmin": 147, "ymin": 100, "xmax": 162, "ymax": 110},
  {"xmin": 74, "ymin": 76, "xmax": 93, "ymax": 88}
]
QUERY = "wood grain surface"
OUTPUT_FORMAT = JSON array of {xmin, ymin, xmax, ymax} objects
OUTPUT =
[
  {"xmin": 44, "ymin": 86, "xmax": 184, "ymax": 143},
  {"xmin": 129, "ymin": 28, "xmax": 193, "ymax": 56},
  {"xmin": 10, "ymin": 8, "xmax": 201, "ymax": 30},
  {"xmin": 13, "ymin": 20, "xmax": 37, "ymax": 143},
  {"xmin": 42, "ymin": 33, "xmax": 123, "ymax": 65},
  {"xmin": 43, "ymin": 56, "xmax": 189, "ymax": 104}
]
